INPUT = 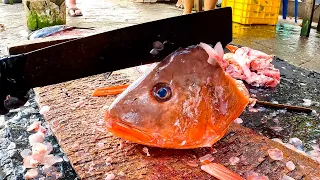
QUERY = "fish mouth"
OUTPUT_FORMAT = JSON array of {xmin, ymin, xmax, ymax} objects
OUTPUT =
[{"xmin": 105, "ymin": 114, "xmax": 154, "ymax": 146}]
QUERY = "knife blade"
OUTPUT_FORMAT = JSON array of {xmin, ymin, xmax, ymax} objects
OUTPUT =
[{"xmin": 10, "ymin": 7, "xmax": 233, "ymax": 88}]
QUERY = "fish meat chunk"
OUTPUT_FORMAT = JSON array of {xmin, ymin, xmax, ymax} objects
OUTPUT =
[
  {"xmin": 142, "ymin": 147, "xmax": 151, "ymax": 156},
  {"xmin": 234, "ymin": 118, "xmax": 243, "ymax": 124},
  {"xmin": 27, "ymin": 121, "xmax": 41, "ymax": 132},
  {"xmin": 20, "ymin": 149, "xmax": 32, "ymax": 158},
  {"xmin": 268, "ymin": 148, "xmax": 283, "ymax": 160},
  {"xmin": 223, "ymin": 45, "xmax": 280, "ymax": 88},
  {"xmin": 199, "ymin": 154, "xmax": 215, "ymax": 163},
  {"xmin": 39, "ymin": 105, "xmax": 50, "ymax": 115},
  {"xmin": 29, "ymin": 131, "xmax": 45, "ymax": 145},
  {"xmin": 229, "ymin": 156, "xmax": 240, "ymax": 165},
  {"xmin": 42, "ymin": 154, "xmax": 63, "ymax": 168},
  {"xmin": 23, "ymin": 155, "xmax": 38, "ymax": 168},
  {"xmin": 96, "ymin": 142, "xmax": 105, "ymax": 149},
  {"xmin": 32, "ymin": 143, "xmax": 48, "ymax": 155},
  {"xmin": 279, "ymin": 175, "xmax": 295, "ymax": 180},
  {"xmin": 201, "ymin": 163, "xmax": 245, "ymax": 180},
  {"xmin": 246, "ymin": 172, "xmax": 269, "ymax": 180},
  {"xmin": 103, "ymin": 42, "xmax": 249, "ymax": 149},
  {"xmin": 105, "ymin": 173, "xmax": 116, "ymax": 180},
  {"xmin": 25, "ymin": 168, "xmax": 38, "ymax": 179},
  {"xmin": 286, "ymin": 161, "xmax": 296, "ymax": 171},
  {"xmin": 43, "ymin": 142, "xmax": 53, "ymax": 154}
]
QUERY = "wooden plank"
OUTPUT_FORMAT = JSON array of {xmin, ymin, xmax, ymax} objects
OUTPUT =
[
  {"xmin": 33, "ymin": 67, "xmax": 320, "ymax": 179},
  {"xmin": 300, "ymin": 0, "xmax": 316, "ymax": 37}
]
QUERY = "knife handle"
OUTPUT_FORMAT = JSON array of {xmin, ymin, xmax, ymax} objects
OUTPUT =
[{"xmin": 0, "ymin": 54, "xmax": 30, "ymax": 115}]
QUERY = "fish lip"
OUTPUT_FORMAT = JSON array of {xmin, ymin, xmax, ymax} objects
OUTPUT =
[{"xmin": 105, "ymin": 116, "xmax": 154, "ymax": 144}]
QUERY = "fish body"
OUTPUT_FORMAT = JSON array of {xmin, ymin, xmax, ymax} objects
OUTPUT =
[
  {"xmin": 28, "ymin": 25, "xmax": 72, "ymax": 40},
  {"xmin": 104, "ymin": 42, "xmax": 249, "ymax": 149}
]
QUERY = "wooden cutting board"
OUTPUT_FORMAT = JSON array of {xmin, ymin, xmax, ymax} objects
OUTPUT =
[{"xmin": 33, "ymin": 66, "xmax": 320, "ymax": 180}]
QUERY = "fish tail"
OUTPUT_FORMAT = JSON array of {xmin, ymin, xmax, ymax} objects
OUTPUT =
[
  {"xmin": 226, "ymin": 44, "xmax": 239, "ymax": 53},
  {"xmin": 201, "ymin": 163, "xmax": 245, "ymax": 180},
  {"xmin": 92, "ymin": 84, "xmax": 130, "ymax": 97}
]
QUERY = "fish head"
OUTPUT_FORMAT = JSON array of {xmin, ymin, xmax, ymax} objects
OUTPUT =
[{"xmin": 105, "ymin": 42, "xmax": 249, "ymax": 149}]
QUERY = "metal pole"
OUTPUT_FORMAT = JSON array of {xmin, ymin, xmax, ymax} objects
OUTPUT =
[
  {"xmin": 295, "ymin": 0, "xmax": 298, "ymax": 23},
  {"xmin": 283, "ymin": 0, "xmax": 289, "ymax": 19}
]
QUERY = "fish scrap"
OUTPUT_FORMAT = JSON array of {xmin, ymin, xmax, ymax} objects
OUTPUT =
[
  {"xmin": 201, "ymin": 163, "xmax": 245, "ymax": 180},
  {"xmin": 268, "ymin": 148, "xmax": 284, "ymax": 160},
  {"xmin": 23, "ymin": 120, "xmax": 64, "ymax": 179},
  {"xmin": 224, "ymin": 45, "xmax": 280, "ymax": 88},
  {"xmin": 286, "ymin": 161, "xmax": 296, "ymax": 171}
]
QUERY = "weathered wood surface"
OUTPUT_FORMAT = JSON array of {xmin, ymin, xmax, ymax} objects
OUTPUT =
[{"xmin": 34, "ymin": 67, "xmax": 320, "ymax": 180}]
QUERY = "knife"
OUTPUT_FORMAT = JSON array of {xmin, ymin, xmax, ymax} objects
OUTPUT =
[{"xmin": 0, "ymin": 7, "xmax": 232, "ymax": 114}]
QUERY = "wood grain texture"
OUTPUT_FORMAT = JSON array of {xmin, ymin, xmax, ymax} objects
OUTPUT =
[{"xmin": 34, "ymin": 67, "xmax": 320, "ymax": 180}]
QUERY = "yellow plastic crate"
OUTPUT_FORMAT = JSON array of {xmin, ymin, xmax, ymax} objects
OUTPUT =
[{"xmin": 222, "ymin": 0, "xmax": 281, "ymax": 25}]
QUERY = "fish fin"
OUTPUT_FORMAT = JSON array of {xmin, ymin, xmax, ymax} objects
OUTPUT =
[
  {"xmin": 213, "ymin": 42, "xmax": 224, "ymax": 59},
  {"xmin": 201, "ymin": 163, "xmax": 245, "ymax": 180},
  {"xmin": 226, "ymin": 44, "xmax": 239, "ymax": 53},
  {"xmin": 92, "ymin": 84, "xmax": 130, "ymax": 97}
]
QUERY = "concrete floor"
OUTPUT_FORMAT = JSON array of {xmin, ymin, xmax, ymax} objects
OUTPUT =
[
  {"xmin": 0, "ymin": 0, "xmax": 182, "ymax": 54},
  {"xmin": 1, "ymin": 0, "xmax": 320, "ymax": 72}
]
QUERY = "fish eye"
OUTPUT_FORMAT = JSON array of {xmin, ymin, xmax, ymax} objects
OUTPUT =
[{"xmin": 152, "ymin": 83, "xmax": 172, "ymax": 102}]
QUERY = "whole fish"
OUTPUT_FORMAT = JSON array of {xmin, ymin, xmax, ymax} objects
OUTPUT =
[
  {"xmin": 97, "ymin": 42, "xmax": 250, "ymax": 149},
  {"xmin": 28, "ymin": 25, "xmax": 94, "ymax": 40}
]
